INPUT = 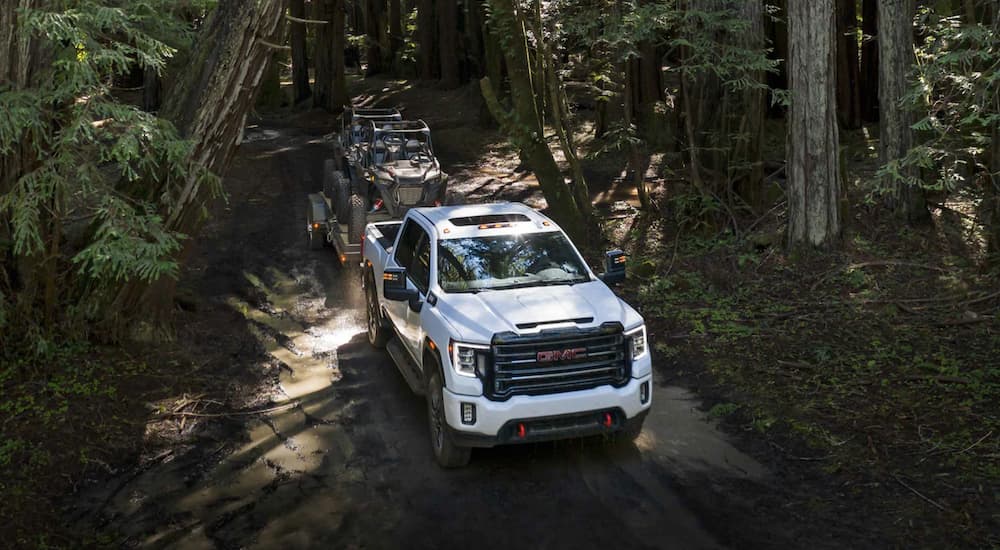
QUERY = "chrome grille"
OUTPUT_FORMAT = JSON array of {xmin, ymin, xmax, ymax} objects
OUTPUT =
[{"xmin": 487, "ymin": 324, "xmax": 628, "ymax": 400}]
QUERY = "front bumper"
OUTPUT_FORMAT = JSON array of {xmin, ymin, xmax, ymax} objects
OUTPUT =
[{"xmin": 442, "ymin": 374, "xmax": 652, "ymax": 447}]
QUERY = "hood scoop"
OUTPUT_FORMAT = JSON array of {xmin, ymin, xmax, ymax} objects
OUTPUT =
[{"xmin": 516, "ymin": 317, "xmax": 593, "ymax": 330}]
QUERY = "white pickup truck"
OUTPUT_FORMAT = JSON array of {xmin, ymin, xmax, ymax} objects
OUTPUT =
[{"xmin": 361, "ymin": 202, "xmax": 652, "ymax": 467}]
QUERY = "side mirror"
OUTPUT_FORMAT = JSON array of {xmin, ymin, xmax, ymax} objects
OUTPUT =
[
  {"xmin": 600, "ymin": 249, "xmax": 627, "ymax": 285},
  {"xmin": 383, "ymin": 268, "xmax": 418, "ymax": 302}
]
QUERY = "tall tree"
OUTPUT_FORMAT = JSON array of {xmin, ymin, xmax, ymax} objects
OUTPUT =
[
  {"xmin": 314, "ymin": 0, "xmax": 349, "ymax": 111},
  {"xmin": 417, "ymin": 0, "xmax": 438, "ymax": 79},
  {"xmin": 481, "ymin": 0, "xmax": 593, "ymax": 240},
  {"xmin": 388, "ymin": 0, "xmax": 403, "ymax": 68},
  {"xmin": 877, "ymin": 0, "xmax": 927, "ymax": 223},
  {"xmin": 438, "ymin": 0, "xmax": 461, "ymax": 87},
  {"xmin": 786, "ymin": 0, "xmax": 842, "ymax": 248},
  {"xmin": 126, "ymin": 0, "xmax": 289, "ymax": 317},
  {"xmin": 365, "ymin": 0, "xmax": 385, "ymax": 74},
  {"xmin": 290, "ymin": 0, "xmax": 312, "ymax": 103}
]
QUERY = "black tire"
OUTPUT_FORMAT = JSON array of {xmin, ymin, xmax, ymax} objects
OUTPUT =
[
  {"xmin": 323, "ymin": 159, "xmax": 337, "ymax": 196},
  {"xmin": 618, "ymin": 417, "xmax": 645, "ymax": 443},
  {"xmin": 334, "ymin": 172, "xmax": 351, "ymax": 222},
  {"xmin": 347, "ymin": 193, "xmax": 366, "ymax": 244},
  {"xmin": 426, "ymin": 369, "xmax": 471, "ymax": 468},
  {"xmin": 364, "ymin": 269, "xmax": 390, "ymax": 348}
]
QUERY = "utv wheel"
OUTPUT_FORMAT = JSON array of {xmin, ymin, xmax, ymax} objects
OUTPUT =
[
  {"xmin": 347, "ymin": 193, "xmax": 366, "ymax": 244},
  {"xmin": 323, "ymin": 159, "xmax": 337, "ymax": 196},
  {"xmin": 334, "ymin": 172, "xmax": 351, "ymax": 222},
  {"xmin": 426, "ymin": 369, "xmax": 471, "ymax": 468},
  {"xmin": 364, "ymin": 269, "xmax": 390, "ymax": 348}
]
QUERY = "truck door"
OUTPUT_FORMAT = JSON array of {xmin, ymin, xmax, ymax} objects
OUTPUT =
[{"xmin": 387, "ymin": 219, "xmax": 429, "ymax": 358}]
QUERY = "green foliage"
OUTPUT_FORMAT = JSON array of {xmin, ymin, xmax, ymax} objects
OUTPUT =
[
  {"xmin": 0, "ymin": 1, "xmax": 213, "ymax": 344},
  {"xmin": 888, "ymin": 8, "xmax": 999, "ymax": 195}
]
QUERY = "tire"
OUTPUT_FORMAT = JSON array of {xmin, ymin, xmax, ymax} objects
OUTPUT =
[
  {"xmin": 365, "ymin": 269, "xmax": 390, "ymax": 348},
  {"xmin": 323, "ymin": 159, "xmax": 337, "ymax": 196},
  {"xmin": 334, "ymin": 172, "xmax": 351, "ymax": 222},
  {"xmin": 426, "ymin": 369, "xmax": 471, "ymax": 468},
  {"xmin": 618, "ymin": 417, "xmax": 645, "ymax": 443},
  {"xmin": 347, "ymin": 193, "xmax": 366, "ymax": 244}
]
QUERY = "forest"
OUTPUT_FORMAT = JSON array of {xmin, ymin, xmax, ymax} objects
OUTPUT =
[{"xmin": 1, "ymin": 0, "xmax": 998, "ymax": 547}]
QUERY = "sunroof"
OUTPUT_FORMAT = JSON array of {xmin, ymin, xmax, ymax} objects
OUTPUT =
[{"xmin": 449, "ymin": 214, "xmax": 531, "ymax": 226}]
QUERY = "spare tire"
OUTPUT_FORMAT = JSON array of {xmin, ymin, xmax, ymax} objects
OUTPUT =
[
  {"xmin": 347, "ymin": 194, "xmax": 367, "ymax": 244},
  {"xmin": 334, "ymin": 172, "xmax": 351, "ymax": 222}
]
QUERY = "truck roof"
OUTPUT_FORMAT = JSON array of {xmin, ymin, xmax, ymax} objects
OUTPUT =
[{"xmin": 410, "ymin": 202, "xmax": 561, "ymax": 239}]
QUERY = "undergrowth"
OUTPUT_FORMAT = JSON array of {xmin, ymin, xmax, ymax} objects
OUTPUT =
[{"xmin": 620, "ymin": 217, "xmax": 999, "ymax": 547}]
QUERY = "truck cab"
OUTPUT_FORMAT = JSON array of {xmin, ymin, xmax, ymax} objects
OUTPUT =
[{"xmin": 362, "ymin": 203, "xmax": 652, "ymax": 467}]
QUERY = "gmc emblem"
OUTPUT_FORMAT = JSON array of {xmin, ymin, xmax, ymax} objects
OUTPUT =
[{"xmin": 537, "ymin": 348, "xmax": 587, "ymax": 362}]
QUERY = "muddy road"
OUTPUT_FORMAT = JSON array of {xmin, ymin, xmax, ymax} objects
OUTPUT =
[{"xmin": 69, "ymin": 118, "xmax": 778, "ymax": 549}]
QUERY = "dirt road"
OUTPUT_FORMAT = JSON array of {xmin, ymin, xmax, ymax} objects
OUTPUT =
[{"xmin": 67, "ymin": 114, "xmax": 781, "ymax": 549}]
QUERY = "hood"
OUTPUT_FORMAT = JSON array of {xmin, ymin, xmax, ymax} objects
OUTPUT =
[
  {"xmin": 436, "ymin": 280, "xmax": 643, "ymax": 344},
  {"xmin": 379, "ymin": 160, "xmax": 438, "ymax": 179}
]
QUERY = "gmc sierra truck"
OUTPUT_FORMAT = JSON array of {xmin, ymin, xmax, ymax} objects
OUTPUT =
[{"xmin": 361, "ymin": 202, "xmax": 652, "ymax": 467}]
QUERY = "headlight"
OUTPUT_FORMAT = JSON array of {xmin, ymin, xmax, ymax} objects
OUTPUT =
[
  {"xmin": 626, "ymin": 325, "xmax": 647, "ymax": 360},
  {"xmin": 449, "ymin": 340, "xmax": 489, "ymax": 377}
]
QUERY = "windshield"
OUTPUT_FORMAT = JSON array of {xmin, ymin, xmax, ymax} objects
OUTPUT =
[{"xmin": 437, "ymin": 232, "xmax": 591, "ymax": 292}]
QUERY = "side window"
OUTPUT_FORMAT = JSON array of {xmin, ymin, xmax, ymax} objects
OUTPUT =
[
  {"xmin": 394, "ymin": 220, "xmax": 421, "ymax": 269},
  {"xmin": 409, "ymin": 232, "xmax": 431, "ymax": 294}
]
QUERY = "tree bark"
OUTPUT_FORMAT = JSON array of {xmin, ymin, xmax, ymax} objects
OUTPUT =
[
  {"xmin": 389, "ymin": 0, "xmax": 403, "ymax": 68},
  {"xmin": 417, "ymin": 0, "xmax": 438, "ymax": 79},
  {"xmin": 365, "ymin": 0, "xmax": 385, "ymax": 75},
  {"xmin": 314, "ymin": 0, "xmax": 348, "ymax": 111},
  {"xmin": 878, "ymin": 0, "xmax": 927, "ymax": 223},
  {"xmin": 860, "ymin": 0, "xmax": 879, "ymax": 122},
  {"xmin": 438, "ymin": 0, "xmax": 460, "ymax": 87},
  {"xmin": 290, "ymin": 0, "xmax": 312, "ymax": 103},
  {"xmin": 836, "ymin": 0, "xmax": 862, "ymax": 129},
  {"xmin": 786, "ymin": 0, "xmax": 843, "ymax": 249}
]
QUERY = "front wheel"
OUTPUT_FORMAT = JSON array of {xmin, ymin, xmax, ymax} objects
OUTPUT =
[
  {"xmin": 426, "ymin": 369, "xmax": 471, "ymax": 468},
  {"xmin": 364, "ymin": 269, "xmax": 390, "ymax": 348}
]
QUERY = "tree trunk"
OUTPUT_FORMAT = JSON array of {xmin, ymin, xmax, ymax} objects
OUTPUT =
[
  {"xmin": 533, "ymin": 0, "xmax": 593, "ymax": 218},
  {"xmin": 438, "ymin": 0, "xmax": 460, "ymax": 87},
  {"xmin": 332, "ymin": 0, "xmax": 349, "ymax": 108},
  {"xmin": 389, "ymin": 0, "xmax": 403, "ymax": 69},
  {"xmin": 290, "ymin": 0, "xmax": 312, "ymax": 103},
  {"xmin": 878, "ymin": 0, "xmax": 927, "ymax": 224},
  {"xmin": 365, "ymin": 0, "xmax": 385, "ymax": 75},
  {"xmin": 481, "ymin": 0, "xmax": 591, "ymax": 240},
  {"xmin": 313, "ymin": 0, "xmax": 347, "ymax": 111},
  {"xmin": 417, "ymin": 0, "xmax": 438, "ymax": 79},
  {"xmin": 314, "ymin": 0, "xmax": 334, "ymax": 109},
  {"xmin": 682, "ymin": 0, "xmax": 766, "ymax": 213},
  {"xmin": 786, "ymin": 0, "xmax": 842, "ymax": 249},
  {"xmin": 860, "ymin": 0, "xmax": 879, "ymax": 123},
  {"xmin": 836, "ymin": 0, "xmax": 862, "ymax": 129},
  {"xmin": 132, "ymin": 0, "xmax": 288, "ymax": 316}
]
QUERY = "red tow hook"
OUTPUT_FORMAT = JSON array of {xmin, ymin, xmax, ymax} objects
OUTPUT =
[
  {"xmin": 517, "ymin": 423, "xmax": 527, "ymax": 439},
  {"xmin": 603, "ymin": 412, "xmax": 613, "ymax": 428}
]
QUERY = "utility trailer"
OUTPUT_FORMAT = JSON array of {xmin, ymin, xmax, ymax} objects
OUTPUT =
[{"xmin": 307, "ymin": 106, "xmax": 404, "ymax": 265}]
